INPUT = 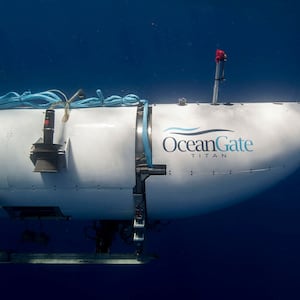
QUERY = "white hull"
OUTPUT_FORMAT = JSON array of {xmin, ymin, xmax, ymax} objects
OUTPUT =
[{"xmin": 0, "ymin": 102, "xmax": 299, "ymax": 219}]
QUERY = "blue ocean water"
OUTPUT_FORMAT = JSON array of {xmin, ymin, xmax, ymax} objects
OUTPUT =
[{"xmin": 0, "ymin": 0, "xmax": 300, "ymax": 299}]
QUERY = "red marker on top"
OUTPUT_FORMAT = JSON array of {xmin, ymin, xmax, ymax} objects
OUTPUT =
[{"xmin": 215, "ymin": 49, "xmax": 227, "ymax": 62}]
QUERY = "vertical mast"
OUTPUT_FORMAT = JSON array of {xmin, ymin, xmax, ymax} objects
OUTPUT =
[{"xmin": 212, "ymin": 49, "xmax": 227, "ymax": 105}]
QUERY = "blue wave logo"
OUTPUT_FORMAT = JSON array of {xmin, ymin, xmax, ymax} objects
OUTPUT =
[{"xmin": 164, "ymin": 127, "xmax": 234, "ymax": 136}]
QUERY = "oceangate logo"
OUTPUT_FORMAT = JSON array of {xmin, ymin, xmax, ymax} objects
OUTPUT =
[{"xmin": 162, "ymin": 127, "xmax": 254, "ymax": 153}]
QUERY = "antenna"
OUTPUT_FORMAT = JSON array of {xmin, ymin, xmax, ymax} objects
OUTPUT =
[{"xmin": 212, "ymin": 49, "xmax": 227, "ymax": 105}]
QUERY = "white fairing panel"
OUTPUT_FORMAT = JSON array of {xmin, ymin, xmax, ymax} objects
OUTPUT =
[
  {"xmin": 147, "ymin": 103, "xmax": 300, "ymax": 218},
  {"xmin": 0, "ymin": 107, "xmax": 137, "ymax": 219},
  {"xmin": 1, "ymin": 102, "xmax": 300, "ymax": 220}
]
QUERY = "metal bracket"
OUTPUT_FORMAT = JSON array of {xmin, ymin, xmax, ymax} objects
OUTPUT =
[
  {"xmin": 133, "ymin": 104, "xmax": 166, "ymax": 255},
  {"xmin": 30, "ymin": 139, "xmax": 66, "ymax": 172},
  {"xmin": 30, "ymin": 109, "xmax": 67, "ymax": 172}
]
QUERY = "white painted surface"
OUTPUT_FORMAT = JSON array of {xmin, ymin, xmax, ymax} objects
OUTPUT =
[
  {"xmin": 147, "ymin": 103, "xmax": 300, "ymax": 218},
  {"xmin": 1, "ymin": 103, "xmax": 300, "ymax": 219},
  {"xmin": 0, "ymin": 107, "xmax": 136, "ymax": 219}
]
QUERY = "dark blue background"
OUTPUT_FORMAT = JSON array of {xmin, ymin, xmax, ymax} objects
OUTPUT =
[{"xmin": 1, "ymin": 1, "xmax": 300, "ymax": 299}]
